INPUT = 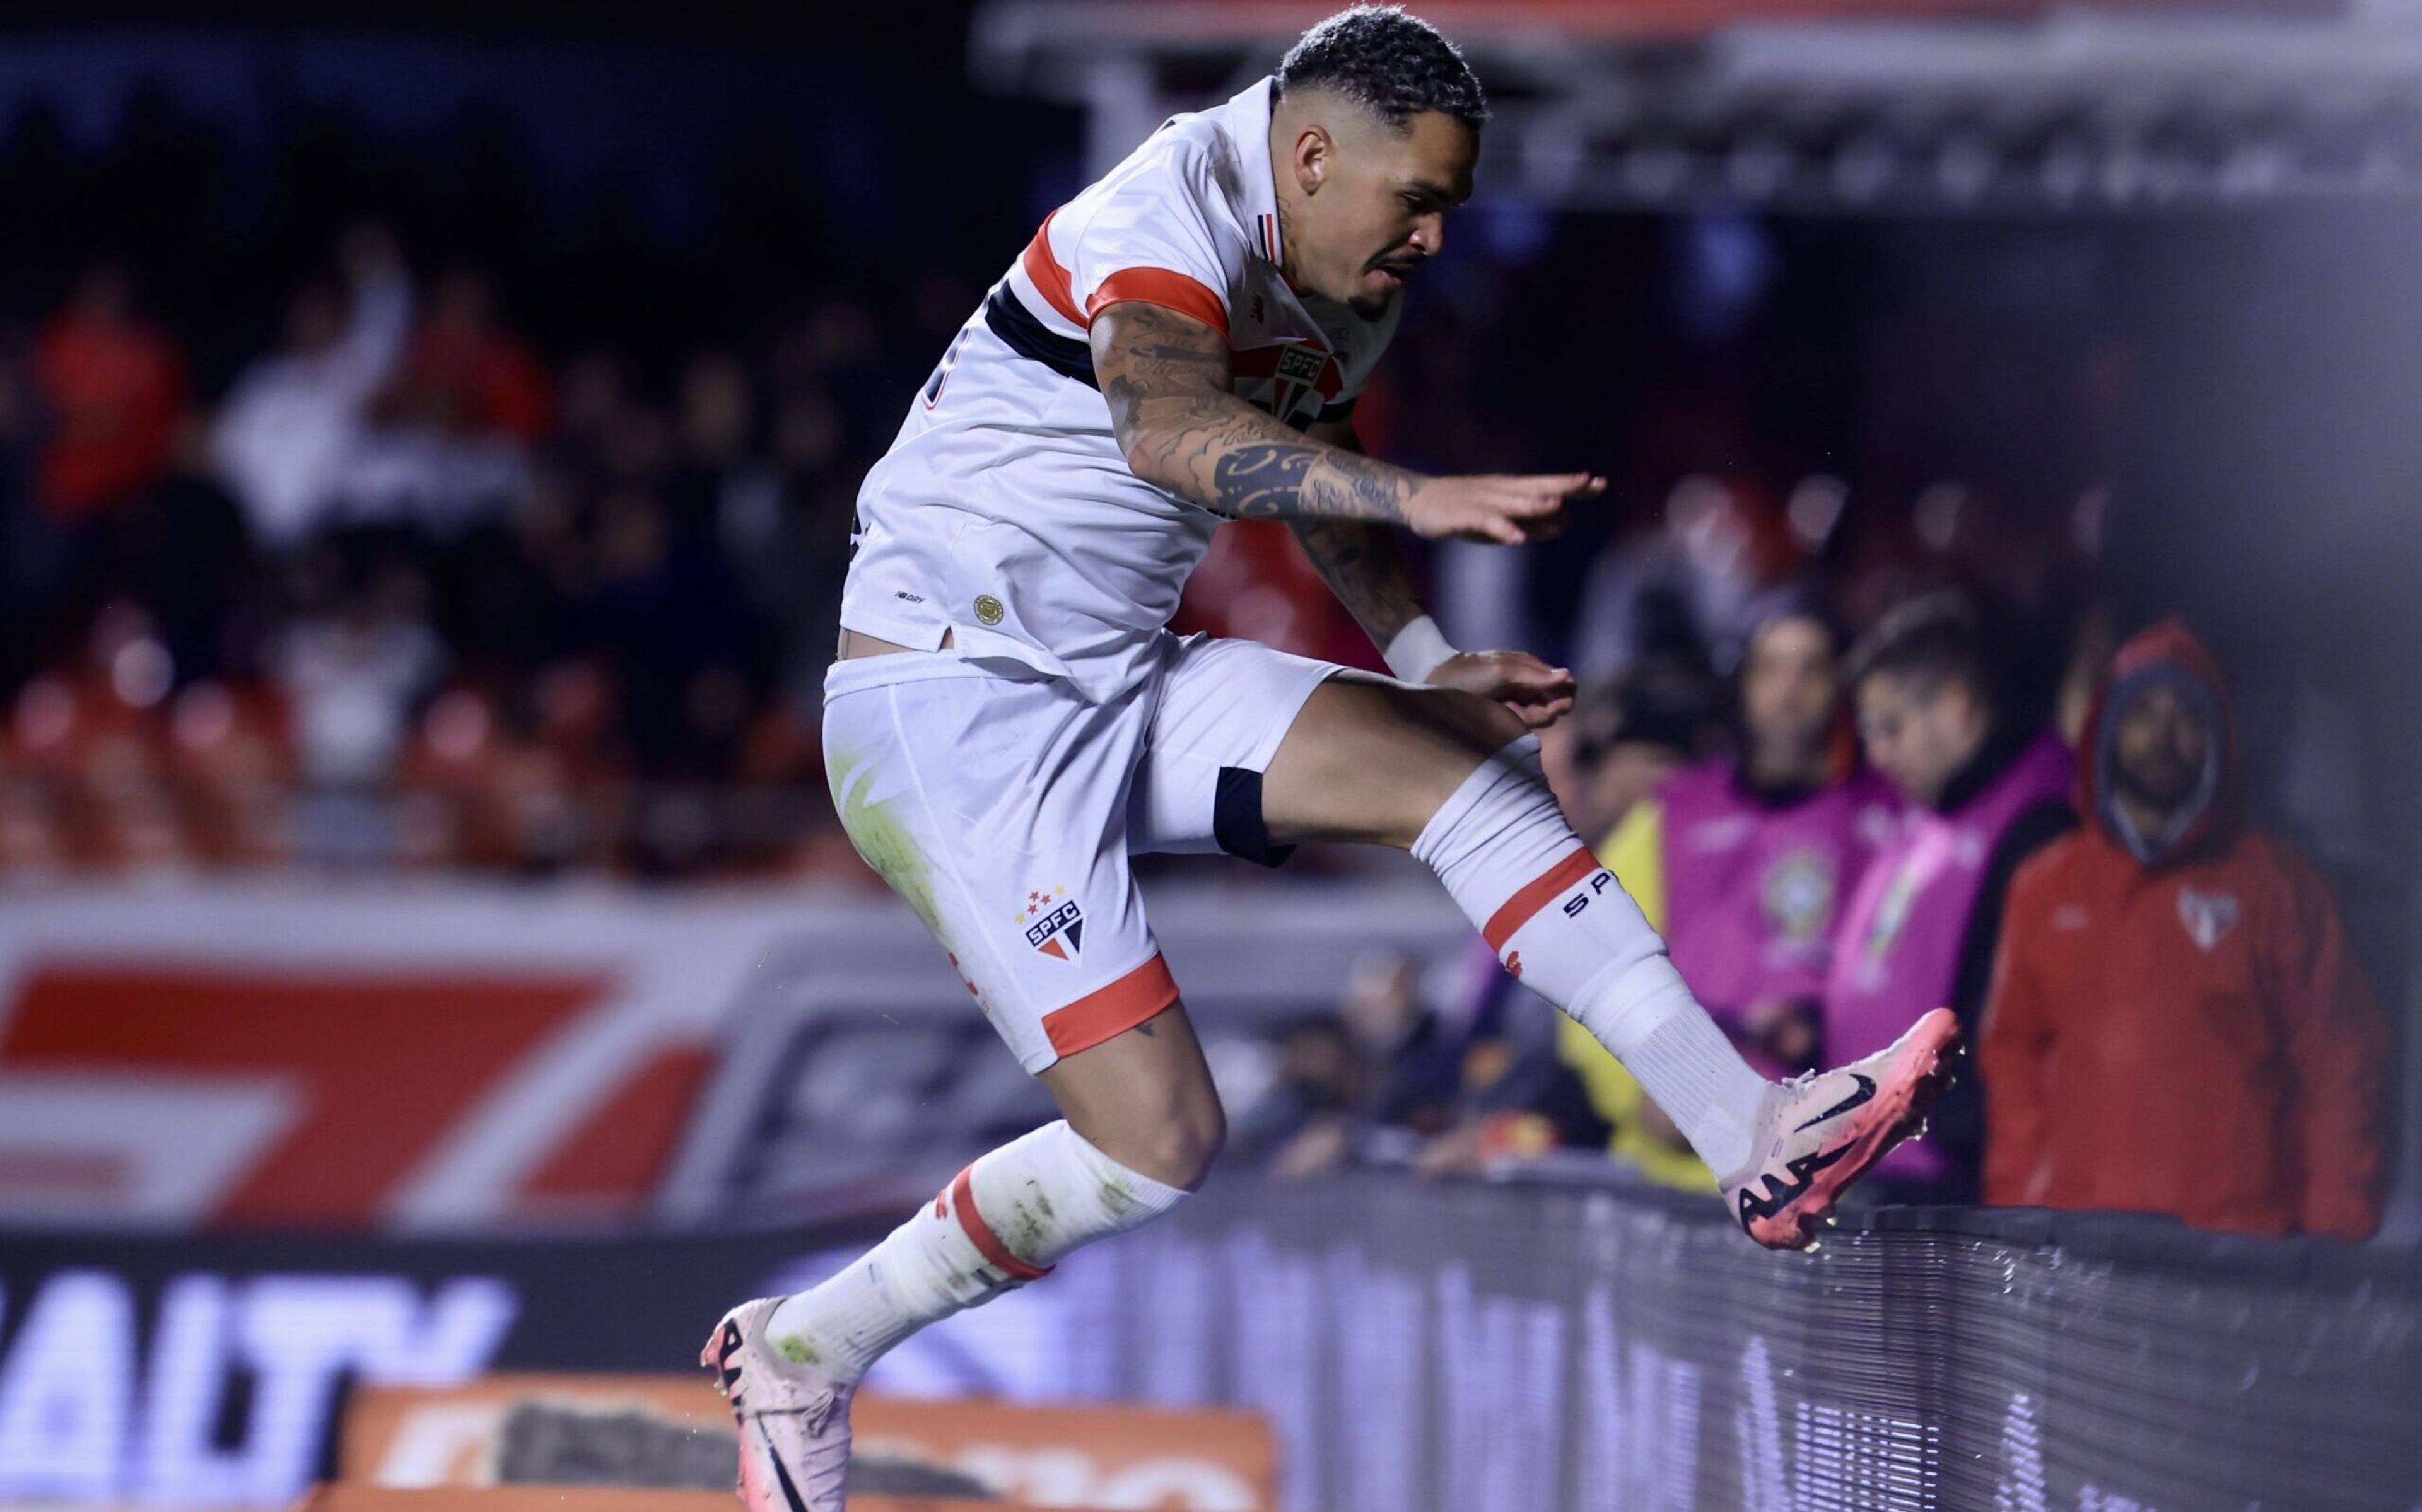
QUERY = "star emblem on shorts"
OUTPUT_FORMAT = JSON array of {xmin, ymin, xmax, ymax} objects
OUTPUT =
[{"xmin": 1015, "ymin": 884, "xmax": 1070, "ymax": 924}]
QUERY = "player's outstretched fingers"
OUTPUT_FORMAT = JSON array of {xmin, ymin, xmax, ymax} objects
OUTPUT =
[{"xmin": 1498, "ymin": 473, "xmax": 1603, "ymax": 542}]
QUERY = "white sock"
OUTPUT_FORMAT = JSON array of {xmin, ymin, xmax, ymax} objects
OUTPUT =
[
  {"xmin": 764, "ymin": 1120, "xmax": 1187, "ymax": 1380},
  {"xmin": 1412, "ymin": 735, "xmax": 1771, "ymax": 1175}
]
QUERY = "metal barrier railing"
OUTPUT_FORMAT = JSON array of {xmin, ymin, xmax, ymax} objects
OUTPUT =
[{"xmin": 1060, "ymin": 1171, "xmax": 2422, "ymax": 1512}]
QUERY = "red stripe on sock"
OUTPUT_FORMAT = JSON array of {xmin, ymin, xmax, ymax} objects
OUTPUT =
[
  {"xmin": 950, "ymin": 1165, "xmax": 1053, "ymax": 1282},
  {"xmin": 1483, "ymin": 847, "xmax": 1601, "ymax": 953}
]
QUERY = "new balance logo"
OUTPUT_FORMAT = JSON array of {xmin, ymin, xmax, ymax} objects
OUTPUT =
[
  {"xmin": 1736, "ymin": 1143, "xmax": 1855, "ymax": 1225},
  {"xmin": 1793, "ymin": 1073, "xmax": 1876, "ymax": 1132}
]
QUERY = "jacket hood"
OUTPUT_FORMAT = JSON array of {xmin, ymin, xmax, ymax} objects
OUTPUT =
[{"xmin": 2080, "ymin": 619, "xmax": 2238, "ymax": 866}]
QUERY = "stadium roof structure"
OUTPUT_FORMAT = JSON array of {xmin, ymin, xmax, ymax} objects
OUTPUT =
[{"xmin": 971, "ymin": 0, "xmax": 2422, "ymax": 211}]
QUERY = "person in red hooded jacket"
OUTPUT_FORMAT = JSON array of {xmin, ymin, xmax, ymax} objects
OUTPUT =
[{"xmin": 1979, "ymin": 620, "xmax": 2387, "ymax": 1238}]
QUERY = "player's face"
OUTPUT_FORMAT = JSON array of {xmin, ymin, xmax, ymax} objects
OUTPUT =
[
  {"xmin": 1741, "ymin": 617, "xmax": 1839, "ymax": 776},
  {"xmin": 1856, "ymin": 672, "xmax": 1984, "ymax": 809},
  {"xmin": 1306, "ymin": 108, "xmax": 1477, "ymax": 318},
  {"xmin": 2111, "ymin": 683, "xmax": 2209, "ymax": 815}
]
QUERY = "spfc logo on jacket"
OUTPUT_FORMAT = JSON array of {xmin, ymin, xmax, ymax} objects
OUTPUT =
[
  {"xmin": 1017, "ymin": 886, "xmax": 1084, "ymax": 961},
  {"xmin": 2177, "ymin": 887, "xmax": 2240, "ymax": 951}
]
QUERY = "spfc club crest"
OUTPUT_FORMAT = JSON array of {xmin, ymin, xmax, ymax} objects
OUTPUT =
[
  {"xmin": 1234, "ymin": 340, "xmax": 1342, "ymax": 424},
  {"xmin": 1272, "ymin": 344, "xmax": 1330, "ymax": 419},
  {"xmin": 2177, "ymin": 887, "xmax": 2240, "ymax": 951},
  {"xmin": 1017, "ymin": 886, "xmax": 1084, "ymax": 961}
]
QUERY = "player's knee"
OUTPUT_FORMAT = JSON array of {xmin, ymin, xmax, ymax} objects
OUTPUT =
[
  {"xmin": 1401, "ymin": 687, "xmax": 1535, "ymax": 822},
  {"xmin": 1159, "ymin": 1093, "xmax": 1229, "ymax": 1190},
  {"xmin": 1099, "ymin": 1091, "xmax": 1226, "ymax": 1192},
  {"xmin": 1461, "ymin": 689, "xmax": 1534, "ymax": 755},
  {"xmin": 1398, "ymin": 682, "xmax": 1530, "ymax": 761}
]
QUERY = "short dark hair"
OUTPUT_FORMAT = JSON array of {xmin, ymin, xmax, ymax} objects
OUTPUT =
[
  {"xmin": 1275, "ymin": 6, "xmax": 1489, "ymax": 132},
  {"xmin": 1844, "ymin": 591, "xmax": 1999, "ymax": 708}
]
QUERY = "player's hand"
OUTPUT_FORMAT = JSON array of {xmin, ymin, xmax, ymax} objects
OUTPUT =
[
  {"xmin": 1401, "ymin": 473, "xmax": 1605, "ymax": 544},
  {"xmin": 1428, "ymin": 650, "xmax": 1576, "ymax": 729}
]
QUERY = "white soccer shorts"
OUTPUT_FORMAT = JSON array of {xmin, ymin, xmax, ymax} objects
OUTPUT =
[{"xmin": 822, "ymin": 631, "xmax": 1342, "ymax": 1073}]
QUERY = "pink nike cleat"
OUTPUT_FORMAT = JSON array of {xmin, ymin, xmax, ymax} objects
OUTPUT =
[
  {"xmin": 702, "ymin": 1296, "xmax": 853, "ymax": 1512},
  {"xmin": 1722, "ymin": 1006, "xmax": 1961, "ymax": 1251}
]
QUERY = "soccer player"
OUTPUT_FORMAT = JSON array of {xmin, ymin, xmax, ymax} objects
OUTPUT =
[{"xmin": 705, "ymin": 10, "xmax": 1953, "ymax": 1506}]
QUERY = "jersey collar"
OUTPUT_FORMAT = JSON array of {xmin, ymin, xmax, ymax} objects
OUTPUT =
[{"xmin": 1224, "ymin": 76, "xmax": 1285, "ymax": 274}]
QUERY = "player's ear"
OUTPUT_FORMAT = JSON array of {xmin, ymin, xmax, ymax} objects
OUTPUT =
[{"xmin": 1293, "ymin": 124, "xmax": 1332, "ymax": 195}]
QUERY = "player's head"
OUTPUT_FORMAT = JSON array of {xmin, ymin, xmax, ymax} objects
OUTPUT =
[
  {"xmin": 1735, "ymin": 585, "xmax": 1846, "ymax": 787},
  {"xmin": 1846, "ymin": 593, "xmax": 1999, "ymax": 809},
  {"xmin": 1271, "ymin": 6, "xmax": 1487, "ymax": 318}
]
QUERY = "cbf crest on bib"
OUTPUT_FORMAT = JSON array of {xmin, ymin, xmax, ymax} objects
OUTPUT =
[
  {"xmin": 1762, "ymin": 847, "xmax": 1838, "ymax": 945},
  {"xmin": 2177, "ymin": 887, "xmax": 2240, "ymax": 951}
]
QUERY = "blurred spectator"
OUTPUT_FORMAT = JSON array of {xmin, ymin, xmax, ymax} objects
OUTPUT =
[
  {"xmin": 33, "ymin": 263, "xmax": 188, "ymax": 523},
  {"xmin": 388, "ymin": 269, "xmax": 551, "ymax": 442},
  {"xmin": 1559, "ymin": 650, "xmax": 1722, "ymax": 832},
  {"xmin": 1567, "ymin": 474, "xmax": 1794, "ymax": 690},
  {"xmin": 1604, "ymin": 586, "xmax": 1895, "ymax": 1082},
  {"xmin": 1827, "ymin": 592, "xmax": 2076, "ymax": 1202},
  {"xmin": 339, "ymin": 268, "xmax": 546, "ymax": 534},
  {"xmin": 278, "ymin": 562, "xmax": 444, "ymax": 864},
  {"xmin": 1263, "ymin": 949, "xmax": 1465, "ymax": 1177},
  {"xmin": 1410, "ymin": 1026, "xmax": 1611, "ymax": 1179},
  {"xmin": 211, "ymin": 227, "xmax": 414, "ymax": 549},
  {"xmin": 1981, "ymin": 621, "xmax": 2387, "ymax": 1238}
]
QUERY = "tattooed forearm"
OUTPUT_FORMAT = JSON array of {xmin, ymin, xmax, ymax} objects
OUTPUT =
[
  {"xmin": 1211, "ymin": 445, "xmax": 1315, "ymax": 516},
  {"xmin": 1091, "ymin": 301, "xmax": 1427, "ymax": 523},
  {"xmin": 1290, "ymin": 516, "xmax": 1421, "ymax": 644}
]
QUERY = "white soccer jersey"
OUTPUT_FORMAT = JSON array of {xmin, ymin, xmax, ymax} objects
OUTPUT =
[{"xmin": 838, "ymin": 76, "xmax": 1403, "ymax": 703}]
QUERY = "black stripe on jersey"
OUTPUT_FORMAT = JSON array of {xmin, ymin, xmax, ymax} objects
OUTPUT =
[
  {"xmin": 985, "ymin": 284, "xmax": 1364, "ymax": 431},
  {"xmin": 984, "ymin": 286, "xmax": 1097, "ymax": 388}
]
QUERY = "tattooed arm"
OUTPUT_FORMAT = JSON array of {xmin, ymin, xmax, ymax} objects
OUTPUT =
[
  {"xmin": 1089, "ymin": 301, "xmax": 1602, "ymax": 543},
  {"xmin": 1292, "ymin": 417, "xmax": 1579, "ymax": 728},
  {"xmin": 1288, "ymin": 420, "xmax": 1422, "ymax": 646}
]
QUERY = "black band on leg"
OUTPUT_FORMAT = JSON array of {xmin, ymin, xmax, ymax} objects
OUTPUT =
[{"xmin": 1213, "ymin": 766, "xmax": 1296, "ymax": 868}]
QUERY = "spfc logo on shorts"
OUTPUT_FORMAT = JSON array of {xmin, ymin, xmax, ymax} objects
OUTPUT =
[
  {"xmin": 1017, "ymin": 886, "xmax": 1085, "ymax": 962},
  {"xmin": 2177, "ymin": 887, "xmax": 2240, "ymax": 951}
]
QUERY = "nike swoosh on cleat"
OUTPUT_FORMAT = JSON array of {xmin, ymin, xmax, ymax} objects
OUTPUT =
[{"xmin": 1793, "ymin": 1073, "xmax": 1876, "ymax": 1132}]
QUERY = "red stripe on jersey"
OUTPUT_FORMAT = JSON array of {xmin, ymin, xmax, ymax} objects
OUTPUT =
[
  {"xmin": 1087, "ymin": 269, "xmax": 1229, "ymax": 340},
  {"xmin": 1021, "ymin": 214, "xmax": 1087, "ymax": 329},
  {"xmin": 1042, "ymin": 954, "xmax": 1181, "ymax": 1059},
  {"xmin": 1484, "ymin": 849, "xmax": 1602, "ymax": 953}
]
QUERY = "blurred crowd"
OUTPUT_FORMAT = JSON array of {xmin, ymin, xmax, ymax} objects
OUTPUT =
[
  {"xmin": 0, "ymin": 222, "xmax": 956, "ymax": 877},
  {"xmin": 1231, "ymin": 579, "xmax": 2391, "ymax": 1240}
]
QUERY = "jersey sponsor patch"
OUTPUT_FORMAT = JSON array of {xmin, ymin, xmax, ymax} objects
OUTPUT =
[{"xmin": 1017, "ymin": 886, "xmax": 1085, "ymax": 961}]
